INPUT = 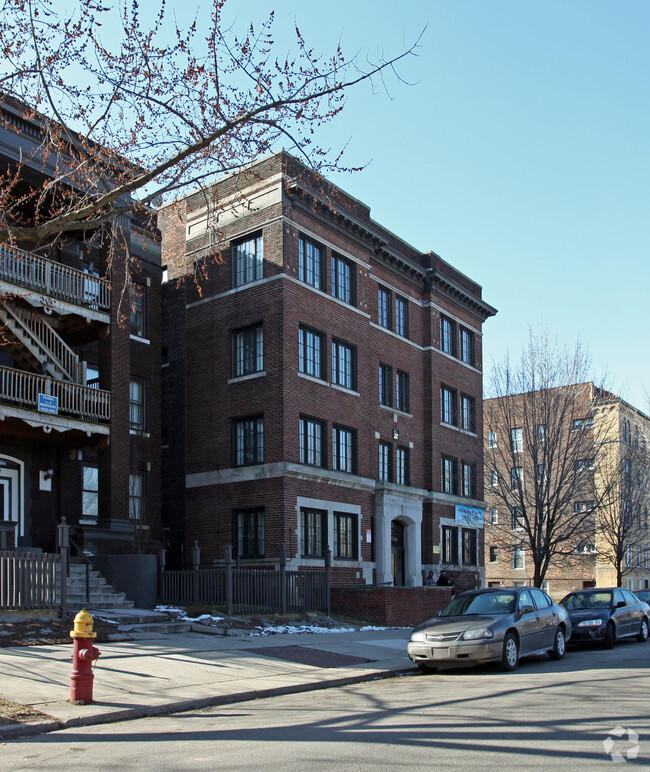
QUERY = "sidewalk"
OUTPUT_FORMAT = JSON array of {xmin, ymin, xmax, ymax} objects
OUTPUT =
[{"xmin": 0, "ymin": 627, "xmax": 413, "ymax": 739}]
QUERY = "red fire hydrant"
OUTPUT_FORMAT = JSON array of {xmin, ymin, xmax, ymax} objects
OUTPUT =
[{"xmin": 70, "ymin": 609, "xmax": 101, "ymax": 704}]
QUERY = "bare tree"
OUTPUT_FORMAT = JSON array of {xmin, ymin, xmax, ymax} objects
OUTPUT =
[
  {"xmin": 595, "ymin": 408, "xmax": 650, "ymax": 586},
  {"xmin": 0, "ymin": 0, "xmax": 418, "ymax": 245},
  {"xmin": 484, "ymin": 329, "xmax": 614, "ymax": 587}
]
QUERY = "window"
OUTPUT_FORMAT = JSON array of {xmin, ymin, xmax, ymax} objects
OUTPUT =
[
  {"xmin": 396, "ymin": 447, "xmax": 410, "ymax": 485},
  {"xmin": 572, "ymin": 417, "xmax": 593, "ymax": 430},
  {"xmin": 511, "ymin": 507, "xmax": 524, "ymax": 530},
  {"xmin": 379, "ymin": 364, "xmax": 393, "ymax": 407},
  {"xmin": 233, "ymin": 323, "xmax": 263, "ymax": 377},
  {"xmin": 378, "ymin": 287, "xmax": 391, "ymax": 329},
  {"xmin": 489, "ymin": 507, "xmax": 499, "ymax": 525},
  {"xmin": 299, "ymin": 417, "xmax": 325, "ymax": 467},
  {"xmin": 461, "ymin": 462, "xmax": 476, "ymax": 498},
  {"xmin": 299, "ymin": 326, "xmax": 325, "ymax": 379},
  {"xmin": 460, "ymin": 394, "xmax": 475, "ymax": 432},
  {"xmin": 442, "ymin": 525, "xmax": 459, "ymax": 564},
  {"xmin": 379, "ymin": 442, "xmax": 392, "ymax": 482},
  {"xmin": 537, "ymin": 464, "xmax": 546, "ymax": 483},
  {"xmin": 334, "ymin": 512, "xmax": 357, "ymax": 559},
  {"xmin": 622, "ymin": 458, "xmax": 631, "ymax": 488},
  {"xmin": 235, "ymin": 509, "xmax": 265, "ymax": 558},
  {"xmin": 301, "ymin": 508, "xmax": 326, "ymax": 557},
  {"xmin": 332, "ymin": 425, "xmax": 356, "ymax": 473},
  {"xmin": 512, "ymin": 547, "xmax": 525, "ymax": 570},
  {"xmin": 510, "ymin": 427, "xmax": 523, "ymax": 453},
  {"xmin": 489, "ymin": 470, "xmax": 498, "ymax": 487},
  {"xmin": 395, "ymin": 296, "xmax": 408, "ymax": 338},
  {"xmin": 441, "ymin": 455, "xmax": 457, "ymax": 495},
  {"xmin": 234, "ymin": 416, "xmax": 264, "ymax": 466},
  {"xmin": 82, "ymin": 465, "xmax": 99, "ymax": 522},
  {"xmin": 459, "ymin": 326, "xmax": 474, "ymax": 365},
  {"xmin": 233, "ymin": 234, "xmax": 263, "ymax": 287},
  {"xmin": 537, "ymin": 424, "xmax": 546, "ymax": 443},
  {"xmin": 511, "ymin": 466, "xmax": 523, "ymax": 490},
  {"xmin": 489, "ymin": 546, "xmax": 499, "ymax": 563},
  {"xmin": 331, "ymin": 340, "xmax": 356, "ymax": 390},
  {"xmin": 331, "ymin": 254, "xmax": 355, "ymax": 305},
  {"xmin": 440, "ymin": 386, "xmax": 456, "ymax": 425},
  {"xmin": 575, "ymin": 458, "xmax": 595, "ymax": 473},
  {"xmin": 487, "ymin": 430, "xmax": 497, "ymax": 448},
  {"xmin": 129, "ymin": 378, "xmax": 145, "ymax": 430},
  {"xmin": 462, "ymin": 528, "xmax": 477, "ymax": 565},
  {"xmin": 129, "ymin": 472, "xmax": 143, "ymax": 521},
  {"xmin": 396, "ymin": 371, "xmax": 410, "ymax": 413},
  {"xmin": 130, "ymin": 284, "xmax": 145, "ymax": 337},
  {"xmin": 440, "ymin": 315, "xmax": 456, "ymax": 356},
  {"xmin": 622, "ymin": 420, "xmax": 631, "ymax": 444},
  {"xmin": 299, "ymin": 236, "xmax": 323, "ymax": 289}
]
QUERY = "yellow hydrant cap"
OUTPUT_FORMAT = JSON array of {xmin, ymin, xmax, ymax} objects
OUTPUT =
[{"xmin": 70, "ymin": 609, "xmax": 97, "ymax": 639}]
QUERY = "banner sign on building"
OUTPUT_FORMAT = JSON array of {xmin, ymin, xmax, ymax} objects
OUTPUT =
[{"xmin": 455, "ymin": 504, "xmax": 485, "ymax": 529}]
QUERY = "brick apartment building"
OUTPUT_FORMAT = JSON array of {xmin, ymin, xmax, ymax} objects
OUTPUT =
[
  {"xmin": 0, "ymin": 97, "xmax": 163, "ymax": 558},
  {"xmin": 484, "ymin": 383, "xmax": 650, "ymax": 598},
  {"xmin": 159, "ymin": 152, "xmax": 496, "ymax": 587}
]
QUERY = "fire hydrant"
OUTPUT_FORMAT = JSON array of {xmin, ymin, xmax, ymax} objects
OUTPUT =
[{"xmin": 70, "ymin": 609, "xmax": 101, "ymax": 704}]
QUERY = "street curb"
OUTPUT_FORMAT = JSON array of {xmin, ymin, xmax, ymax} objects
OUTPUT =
[{"xmin": 0, "ymin": 666, "xmax": 416, "ymax": 741}]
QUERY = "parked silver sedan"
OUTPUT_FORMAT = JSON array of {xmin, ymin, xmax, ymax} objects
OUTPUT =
[{"xmin": 408, "ymin": 586, "xmax": 572, "ymax": 672}]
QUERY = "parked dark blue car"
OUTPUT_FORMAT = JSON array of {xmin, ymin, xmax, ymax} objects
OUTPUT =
[{"xmin": 560, "ymin": 588, "xmax": 649, "ymax": 649}]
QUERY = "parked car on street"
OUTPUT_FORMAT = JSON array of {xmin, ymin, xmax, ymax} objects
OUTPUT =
[
  {"xmin": 559, "ymin": 588, "xmax": 649, "ymax": 648},
  {"xmin": 633, "ymin": 589, "xmax": 650, "ymax": 605},
  {"xmin": 407, "ymin": 586, "xmax": 572, "ymax": 673}
]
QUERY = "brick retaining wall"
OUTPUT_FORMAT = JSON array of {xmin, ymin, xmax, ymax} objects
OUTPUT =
[{"xmin": 331, "ymin": 585, "xmax": 453, "ymax": 627}]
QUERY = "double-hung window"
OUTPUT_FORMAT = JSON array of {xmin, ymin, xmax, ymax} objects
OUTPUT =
[
  {"xmin": 459, "ymin": 326, "xmax": 474, "ymax": 365},
  {"xmin": 513, "ymin": 547, "xmax": 525, "ymax": 570},
  {"xmin": 299, "ymin": 236, "xmax": 323, "ymax": 289},
  {"xmin": 129, "ymin": 378, "xmax": 145, "ymax": 430},
  {"xmin": 334, "ymin": 513, "xmax": 356, "ymax": 559},
  {"xmin": 461, "ymin": 462, "xmax": 476, "ymax": 498},
  {"xmin": 440, "ymin": 385, "xmax": 456, "ymax": 425},
  {"xmin": 82, "ymin": 465, "xmax": 99, "ymax": 522},
  {"xmin": 442, "ymin": 525, "xmax": 459, "ymax": 564},
  {"xmin": 511, "ymin": 466, "xmax": 523, "ymax": 491},
  {"xmin": 396, "ymin": 371, "xmax": 409, "ymax": 413},
  {"xmin": 299, "ymin": 417, "xmax": 325, "ymax": 467},
  {"xmin": 331, "ymin": 254, "xmax": 355, "ymax": 305},
  {"xmin": 130, "ymin": 284, "xmax": 145, "ymax": 337},
  {"xmin": 441, "ymin": 455, "xmax": 457, "ymax": 494},
  {"xmin": 379, "ymin": 364, "xmax": 393, "ymax": 407},
  {"xmin": 395, "ymin": 296, "xmax": 408, "ymax": 338},
  {"xmin": 301, "ymin": 508, "xmax": 325, "ymax": 557},
  {"xmin": 379, "ymin": 442, "xmax": 392, "ymax": 482},
  {"xmin": 129, "ymin": 473, "xmax": 144, "ymax": 520},
  {"xmin": 440, "ymin": 315, "xmax": 456, "ymax": 356},
  {"xmin": 460, "ymin": 394, "xmax": 475, "ymax": 432},
  {"xmin": 234, "ymin": 416, "xmax": 264, "ymax": 466},
  {"xmin": 332, "ymin": 425, "xmax": 356, "ymax": 473},
  {"xmin": 510, "ymin": 427, "xmax": 523, "ymax": 453},
  {"xmin": 233, "ymin": 234, "xmax": 263, "ymax": 287},
  {"xmin": 396, "ymin": 447, "xmax": 410, "ymax": 485},
  {"xmin": 332, "ymin": 340, "xmax": 356, "ymax": 390},
  {"xmin": 299, "ymin": 326, "xmax": 325, "ymax": 379},
  {"xmin": 378, "ymin": 287, "xmax": 391, "ymax": 329},
  {"xmin": 235, "ymin": 509, "xmax": 265, "ymax": 558},
  {"xmin": 462, "ymin": 528, "xmax": 477, "ymax": 565},
  {"xmin": 233, "ymin": 323, "xmax": 263, "ymax": 376}
]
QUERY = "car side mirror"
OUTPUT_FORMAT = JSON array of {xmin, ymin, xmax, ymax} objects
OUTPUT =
[
  {"xmin": 615, "ymin": 601, "xmax": 627, "ymax": 609},
  {"xmin": 519, "ymin": 604, "xmax": 534, "ymax": 614}
]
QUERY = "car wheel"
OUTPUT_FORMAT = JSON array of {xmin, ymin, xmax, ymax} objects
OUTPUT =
[
  {"xmin": 501, "ymin": 632, "xmax": 519, "ymax": 671},
  {"xmin": 548, "ymin": 627, "xmax": 566, "ymax": 660},
  {"xmin": 417, "ymin": 662, "xmax": 437, "ymax": 674},
  {"xmin": 603, "ymin": 622, "xmax": 615, "ymax": 649},
  {"xmin": 637, "ymin": 618, "xmax": 649, "ymax": 643}
]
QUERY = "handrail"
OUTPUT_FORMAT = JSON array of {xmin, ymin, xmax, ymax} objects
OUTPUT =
[
  {"xmin": 0, "ymin": 244, "xmax": 110, "ymax": 311},
  {"xmin": 0, "ymin": 365, "xmax": 110, "ymax": 423}
]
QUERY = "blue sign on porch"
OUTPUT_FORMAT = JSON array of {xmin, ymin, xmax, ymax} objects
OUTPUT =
[
  {"xmin": 455, "ymin": 504, "xmax": 485, "ymax": 529},
  {"xmin": 38, "ymin": 393, "xmax": 59, "ymax": 415}
]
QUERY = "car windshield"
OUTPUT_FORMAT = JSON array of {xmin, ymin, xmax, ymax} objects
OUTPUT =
[
  {"xmin": 441, "ymin": 591, "xmax": 517, "ymax": 617},
  {"xmin": 561, "ymin": 591, "xmax": 612, "ymax": 610}
]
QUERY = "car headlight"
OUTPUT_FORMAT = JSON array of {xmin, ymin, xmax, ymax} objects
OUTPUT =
[
  {"xmin": 461, "ymin": 628, "xmax": 494, "ymax": 640},
  {"xmin": 410, "ymin": 631, "xmax": 426, "ymax": 642},
  {"xmin": 576, "ymin": 619, "xmax": 604, "ymax": 627}
]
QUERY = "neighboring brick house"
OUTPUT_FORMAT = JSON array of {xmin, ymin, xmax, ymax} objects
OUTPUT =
[
  {"xmin": 159, "ymin": 152, "xmax": 496, "ymax": 588},
  {"xmin": 483, "ymin": 383, "xmax": 650, "ymax": 598},
  {"xmin": 0, "ymin": 97, "xmax": 162, "ymax": 557}
]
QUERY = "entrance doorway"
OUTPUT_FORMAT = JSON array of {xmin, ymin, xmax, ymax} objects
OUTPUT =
[
  {"xmin": 391, "ymin": 520, "xmax": 405, "ymax": 586},
  {"xmin": 0, "ymin": 457, "xmax": 23, "ymax": 547}
]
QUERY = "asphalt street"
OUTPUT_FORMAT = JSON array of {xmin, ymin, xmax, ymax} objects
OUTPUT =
[{"xmin": 3, "ymin": 639, "xmax": 649, "ymax": 770}]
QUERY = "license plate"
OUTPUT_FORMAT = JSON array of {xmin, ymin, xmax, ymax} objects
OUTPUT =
[{"xmin": 431, "ymin": 647, "xmax": 450, "ymax": 658}]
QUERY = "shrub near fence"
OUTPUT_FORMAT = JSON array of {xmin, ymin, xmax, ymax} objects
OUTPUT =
[
  {"xmin": 160, "ymin": 566, "xmax": 328, "ymax": 615},
  {"xmin": 0, "ymin": 551, "xmax": 60, "ymax": 610}
]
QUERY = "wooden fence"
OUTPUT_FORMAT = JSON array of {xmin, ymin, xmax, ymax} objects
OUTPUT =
[
  {"xmin": 0, "ymin": 551, "xmax": 60, "ymax": 610},
  {"xmin": 160, "ymin": 564, "xmax": 329, "ymax": 615}
]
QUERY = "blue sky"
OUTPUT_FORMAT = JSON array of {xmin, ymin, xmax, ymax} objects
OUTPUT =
[{"xmin": 97, "ymin": 1, "xmax": 650, "ymax": 408}]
